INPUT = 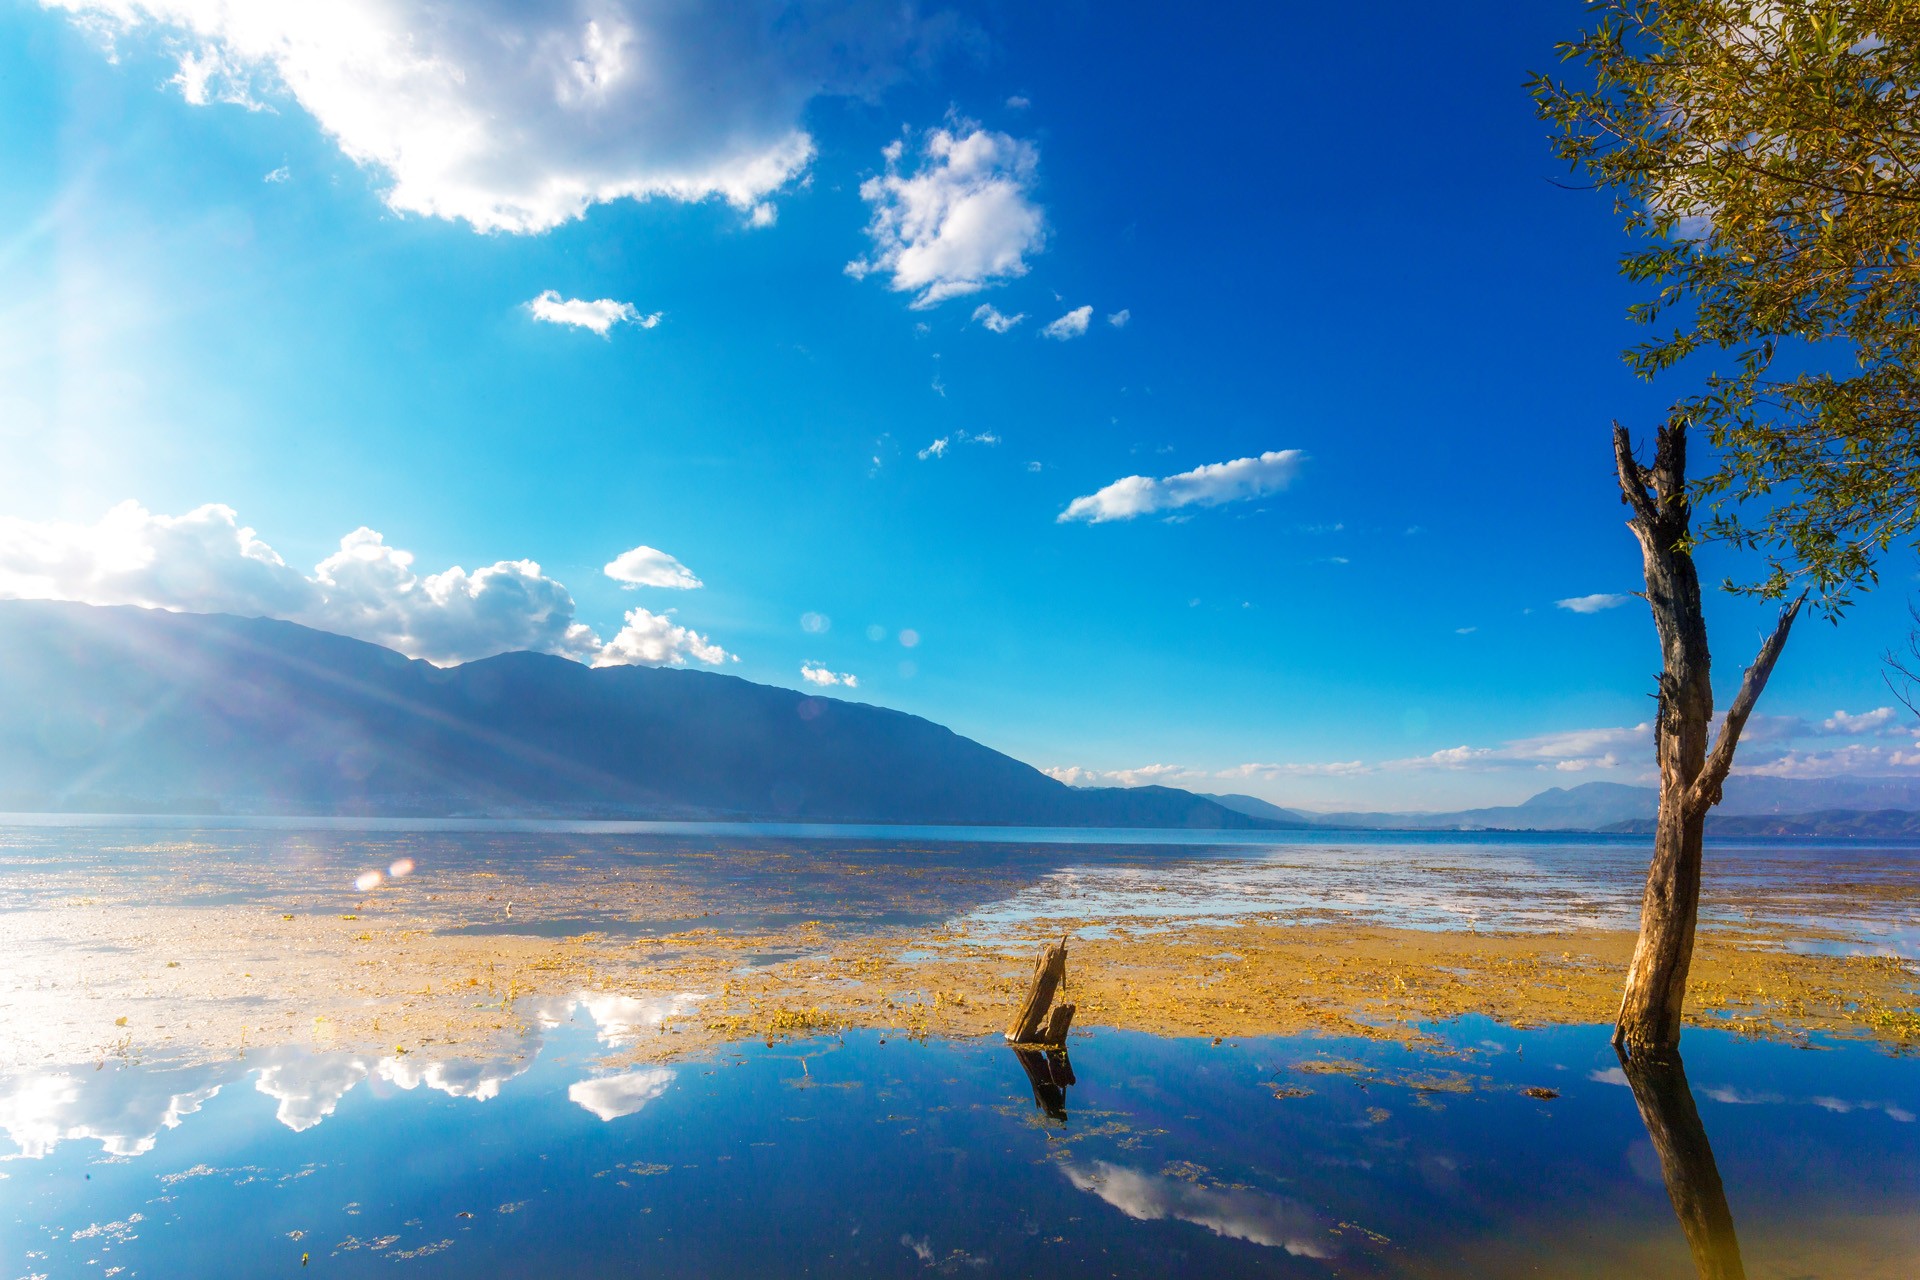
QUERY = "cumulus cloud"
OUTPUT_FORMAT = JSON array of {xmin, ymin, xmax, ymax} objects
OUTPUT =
[
  {"xmin": 1107, "ymin": 308, "xmax": 1130, "ymax": 328},
  {"xmin": 0, "ymin": 501, "xmax": 733, "ymax": 668},
  {"xmin": 1043, "ymin": 763, "xmax": 1201, "ymax": 788},
  {"xmin": 1059, "ymin": 450, "xmax": 1305, "ymax": 524},
  {"xmin": 604, "ymin": 544, "xmax": 701, "ymax": 590},
  {"xmin": 1822, "ymin": 706, "xmax": 1901, "ymax": 735},
  {"xmin": 847, "ymin": 126, "xmax": 1046, "ymax": 307},
  {"xmin": 800, "ymin": 662, "xmax": 857, "ymax": 688},
  {"xmin": 971, "ymin": 303, "xmax": 1024, "ymax": 332},
  {"xmin": 48, "ymin": 0, "xmax": 949, "ymax": 233},
  {"xmin": 1041, "ymin": 305, "xmax": 1091, "ymax": 340},
  {"xmin": 527, "ymin": 290, "xmax": 660, "ymax": 336},
  {"xmin": 1556, "ymin": 593, "xmax": 1634, "ymax": 614},
  {"xmin": 1061, "ymin": 1161, "xmax": 1330, "ymax": 1256}
]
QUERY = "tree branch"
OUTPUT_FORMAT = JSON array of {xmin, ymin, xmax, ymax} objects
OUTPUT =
[
  {"xmin": 1687, "ymin": 591, "xmax": 1808, "ymax": 816},
  {"xmin": 1614, "ymin": 422, "xmax": 1660, "ymax": 527}
]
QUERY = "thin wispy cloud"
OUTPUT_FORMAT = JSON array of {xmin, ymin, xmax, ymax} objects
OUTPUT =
[
  {"xmin": 847, "ymin": 126, "xmax": 1046, "ymax": 307},
  {"xmin": 1556, "ymin": 592, "xmax": 1633, "ymax": 614},
  {"xmin": 1041, "ymin": 305, "xmax": 1092, "ymax": 340},
  {"xmin": 527, "ymin": 291, "xmax": 660, "ymax": 337},
  {"xmin": 1059, "ymin": 450, "xmax": 1305, "ymax": 524},
  {"xmin": 1107, "ymin": 309, "xmax": 1130, "ymax": 328},
  {"xmin": 917, "ymin": 429, "xmax": 1000, "ymax": 460}
]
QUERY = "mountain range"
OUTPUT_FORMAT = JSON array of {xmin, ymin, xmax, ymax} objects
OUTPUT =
[
  {"xmin": 3, "ymin": 599, "xmax": 1917, "ymax": 835},
  {"xmin": 0, "ymin": 600, "xmax": 1275, "ymax": 828}
]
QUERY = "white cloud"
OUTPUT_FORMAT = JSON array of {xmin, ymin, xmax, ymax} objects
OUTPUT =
[
  {"xmin": 527, "ymin": 290, "xmax": 660, "ymax": 336},
  {"xmin": 1043, "ymin": 763, "xmax": 1201, "ymax": 788},
  {"xmin": 1556, "ymin": 593, "xmax": 1634, "ymax": 614},
  {"xmin": 847, "ymin": 126, "xmax": 1046, "ymax": 307},
  {"xmin": 1059, "ymin": 450, "xmax": 1305, "ymax": 524},
  {"xmin": 916, "ymin": 428, "xmax": 999, "ymax": 460},
  {"xmin": 1107, "ymin": 308, "xmax": 1130, "ymax": 328},
  {"xmin": 263, "ymin": 164, "xmax": 290, "ymax": 183},
  {"xmin": 48, "ymin": 1, "xmax": 947, "ymax": 233},
  {"xmin": 1004, "ymin": 94, "xmax": 1029, "ymax": 109},
  {"xmin": 1738, "ymin": 744, "xmax": 1920, "ymax": 778},
  {"xmin": 971, "ymin": 303, "xmax": 1025, "ymax": 332},
  {"xmin": 568, "ymin": 1068, "xmax": 675, "ymax": 1121},
  {"xmin": 1391, "ymin": 723, "xmax": 1652, "ymax": 775},
  {"xmin": 603, "ymin": 544, "xmax": 701, "ymax": 590},
  {"xmin": 0, "ymin": 501, "xmax": 733, "ymax": 668},
  {"xmin": 1822, "ymin": 707, "xmax": 1900, "ymax": 735},
  {"xmin": 1220, "ymin": 761, "xmax": 1373, "ymax": 779},
  {"xmin": 594, "ymin": 607, "xmax": 732, "ymax": 668},
  {"xmin": 800, "ymin": 662, "xmax": 858, "ymax": 689},
  {"xmin": 1041, "ymin": 305, "xmax": 1092, "ymax": 340}
]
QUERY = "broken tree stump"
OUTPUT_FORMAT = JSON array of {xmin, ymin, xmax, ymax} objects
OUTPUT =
[{"xmin": 1005, "ymin": 936, "xmax": 1073, "ymax": 1045}]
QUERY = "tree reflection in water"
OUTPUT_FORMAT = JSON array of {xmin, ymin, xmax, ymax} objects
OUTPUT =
[
  {"xmin": 1619, "ymin": 1047, "xmax": 1746, "ymax": 1280},
  {"xmin": 1013, "ymin": 1046, "xmax": 1076, "ymax": 1121}
]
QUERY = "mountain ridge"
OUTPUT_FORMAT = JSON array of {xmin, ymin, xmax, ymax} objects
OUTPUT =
[{"xmin": 0, "ymin": 600, "xmax": 1276, "ymax": 829}]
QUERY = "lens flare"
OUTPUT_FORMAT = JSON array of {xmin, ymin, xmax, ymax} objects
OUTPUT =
[
  {"xmin": 388, "ymin": 858, "xmax": 415, "ymax": 878},
  {"xmin": 354, "ymin": 871, "xmax": 383, "ymax": 893}
]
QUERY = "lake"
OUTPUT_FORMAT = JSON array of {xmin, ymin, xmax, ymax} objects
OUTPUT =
[{"xmin": 1, "ymin": 821, "xmax": 1916, "ymax": 1277}]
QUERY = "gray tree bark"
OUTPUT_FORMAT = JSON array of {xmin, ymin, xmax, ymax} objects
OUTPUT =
[{"xmin": 1611, "ymin": 423, "xmax": 1803, "ymax": 1056}]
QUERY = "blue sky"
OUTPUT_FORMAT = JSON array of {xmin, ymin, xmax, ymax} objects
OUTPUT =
[{"xmin": 2, "ymin": 0, "xmax": 1916, "ymax": 810}]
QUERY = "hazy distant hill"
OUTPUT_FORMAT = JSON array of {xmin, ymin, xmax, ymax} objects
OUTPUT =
[
  {"xmin": 1198, "ymin": 793, "xmax": 1317, "ymax": 826},
  {"xmin": 1607, "ymin": 808, "xmax": 1920, "ymax": 839},
  {"xmin": 1300, "ymin": 777, "xmax": 1920, "ymax": 832},
  {"xmin": 0, "ymin": 600, "xmax": 1276, "ymax": 829}
]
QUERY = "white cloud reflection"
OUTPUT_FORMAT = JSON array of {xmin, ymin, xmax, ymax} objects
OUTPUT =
[{"xmin": 1061, "ymin": 1160, "xmax": 1331, "ymax": 1256}]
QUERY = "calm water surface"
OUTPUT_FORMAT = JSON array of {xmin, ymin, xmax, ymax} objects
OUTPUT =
[{"xmin": 2, "ymin": 1020, "xmax": 1917, "ymax": 1277}]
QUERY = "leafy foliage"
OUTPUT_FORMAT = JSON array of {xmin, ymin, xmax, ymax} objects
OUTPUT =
[{"xmin": 1531, "ymin": 1, "xmax": 1920, "ymax": 613}]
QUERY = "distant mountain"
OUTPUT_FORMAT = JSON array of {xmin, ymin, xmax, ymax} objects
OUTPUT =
[
  {"xmin": 0, "ymin": 600, "xmax": 1277, "ymax": 829},
  {"xmin": 1197, "ymin": 793, "xmax": 1318, "ymax": 827},
  {"xmin": 1607, "ymin": 808, "xmax": 1920, "ymax": 839},
  {"xmin": 1303, "ymin": 777, "xmax": 1920, "ymax": 832}
]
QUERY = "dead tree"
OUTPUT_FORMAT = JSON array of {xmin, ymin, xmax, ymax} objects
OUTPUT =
[
  {"xmin": 1611, "ymin": 423, "xmax": 1803, "ymax": 1056},
  {"xmin": 1005, "ymin": 936, "xmax": 1076, "ymax": 1046},
  {"xmin": 1619, "ymin": 1047, "xmax": 1745, "ymax": 1279}
]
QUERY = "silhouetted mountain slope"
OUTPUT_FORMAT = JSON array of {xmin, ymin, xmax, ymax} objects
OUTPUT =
[{"xmin": 0, "ymin": 600, "xmax": 1275, "ymax": 828}]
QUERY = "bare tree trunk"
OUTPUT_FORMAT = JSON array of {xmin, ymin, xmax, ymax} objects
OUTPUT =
[
  {"xmin": 1618, "ymin": 1047, "xmax": 1745, "ymax": 1279},
  {"xmin": 1611, "ymin": 424, "xmax": 1803, "ymax": 1057}
]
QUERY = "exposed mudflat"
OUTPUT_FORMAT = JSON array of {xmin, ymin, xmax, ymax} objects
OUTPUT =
[{"xmin": 4, "ymin": 825, "xmax": 1915, "ymax": 1076}]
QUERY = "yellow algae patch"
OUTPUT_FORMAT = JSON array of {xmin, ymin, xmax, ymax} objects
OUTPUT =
[{"xmin": 2, "ymin": 886, "xmax": 1914, "ymax": 1076}]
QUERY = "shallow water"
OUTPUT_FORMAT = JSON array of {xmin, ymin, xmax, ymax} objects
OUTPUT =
[
  {"xmin": 2, "ymin": 1016, "xmax": 1916, "ymax": 1278},
  {"xmin": 3, "ymin": 821, "xmax": 1918, "ymax": 1276}
]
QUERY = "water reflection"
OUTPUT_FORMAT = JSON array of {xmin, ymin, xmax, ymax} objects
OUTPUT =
[
  {"xmin": 1013, "ymin": 1046, "xmax": 1076, "ymax": 1121},
  {"xmin": 1619, "ymin": 1048, "xmax": 1745, "ymax": 1280},
  {"xmin": 1061, "ymin": 1160, "xmax": 1332, "ymax": 1257},
  {"xmin": 0, "ymin": 990, "xmax": 700, "ymax": 1160}
]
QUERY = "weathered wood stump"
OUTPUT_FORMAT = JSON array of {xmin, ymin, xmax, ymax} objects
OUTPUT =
[{"xmin": 1005, "ymin": 936, "xmax": 1074, "ymax": 1046}]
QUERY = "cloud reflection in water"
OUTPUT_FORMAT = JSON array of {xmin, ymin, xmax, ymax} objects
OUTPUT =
[{"xmin": 1061, "ymin": 1159, "xmax": 1332, "ymax": 1257}]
